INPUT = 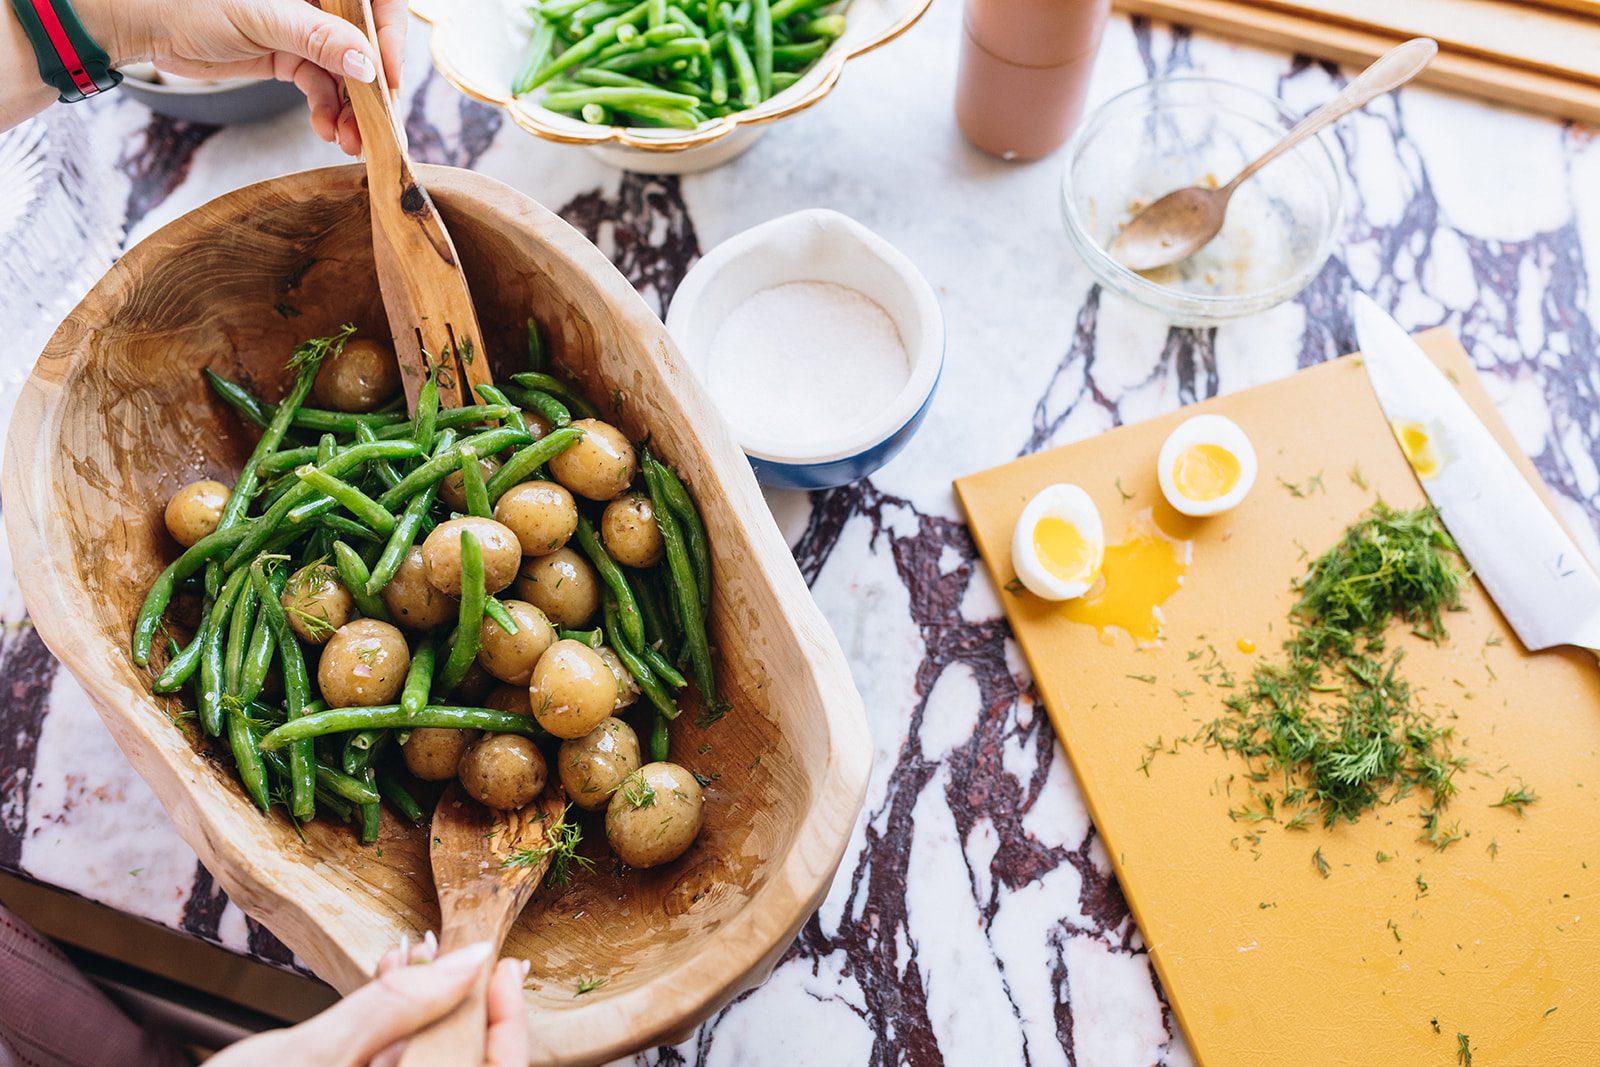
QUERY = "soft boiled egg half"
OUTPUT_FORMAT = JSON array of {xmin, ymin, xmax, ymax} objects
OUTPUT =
[
  {"xmin": 1011, "ymin": 484, "xmax": 1105, "ymax": 601},
  {"xmin": 1157, "ymin": 414, "xmax": 1258, "ymax": 517}
]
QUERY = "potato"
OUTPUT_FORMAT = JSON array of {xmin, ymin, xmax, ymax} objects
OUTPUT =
[
  {"xmin": 403, "ymin": 727, "xmax": 478, "ymax": 781},
  {"xmin": 446, "ymin": 659, "xmax": 496, "ymax": 705},
  {"xmin": 477, "ymin": 600, "xmax": 556, "ymax": 685},
  {"xmin": 513, "ymin": 547, "xmax": 599, "ymax": 629},
  {"xmin": 548, "ymin": 419, "xmax": 636, "ymax": 501},
  {"xmin": 281, "ymin": 563, "xmax": 353, "ymax": 645},
  {"xmin": 596, "ymin": 647, "xmax": 639, "ymax": 710},
  {"xmin": 492, "ymin": 480, "xmax": 578, "ymax": 556},
  {"xmin": 558, "ymin": 717, "xmax": 640, "ymax": 810},
  {"xmin": 318, "ymin": 619, "xmax": 410, "ymax": 707},
  {"xmin": 422, "ymin": 517, "xmax": 521, "ymax": 597},
  {"xmin": 164, "ymin": 479, "xmax": 230, "ymax": 547},
  {"xmin": 604, "ymin": 762, "xmax": 704, "ymax": 868},
  {"xmin": 484, "ymin": 684, "xmax": 533, "ymax": 718},
  {"xmin": 522, "ymin": 412, "xmax": 553, "ymax": 440},
  {"xmin": 600, "ymin": 492, "xmax": 663, "ymax": 569},
  {"xmin": 311, "ymin": 338, "xmax": 401, "ymax": 412},
  {"xmin": 380, "ymin": 547, "xmax": 456, "ymax": 631},
  {"xmin": 438, "ymin": 454, "xmax": 502, "ymax": 513},
  {"xmin": 459, "ymin": 735, "xmax": 547, "ymax": 810},
  {"xmin": 528, "ymin": 639, "xmax": 616, "ymax": 739}
]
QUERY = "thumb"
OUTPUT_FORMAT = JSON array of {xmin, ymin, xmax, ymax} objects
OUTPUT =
[
  {"xmin": 288, "ymin": 941, "xmax": 494, "ymax": 1064},
  {"xmin": 251, "ymin": 2, "xmax": 379, "ymax": 83}
]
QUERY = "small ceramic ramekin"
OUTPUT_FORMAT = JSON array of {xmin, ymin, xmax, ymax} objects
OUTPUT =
[{"xmin": 666, "ymin": 209, "xmax": 943, "ymax": 491}]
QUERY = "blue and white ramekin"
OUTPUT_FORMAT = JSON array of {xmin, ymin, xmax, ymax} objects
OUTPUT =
[{"xmin": 665, "ymin": 208, "xmax": 944, "ymax": 491}]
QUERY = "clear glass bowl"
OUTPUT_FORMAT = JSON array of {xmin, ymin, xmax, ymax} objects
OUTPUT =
[{"xmin": 1061, "ymin": 78, "xmax": 1344, "ymax": 327}]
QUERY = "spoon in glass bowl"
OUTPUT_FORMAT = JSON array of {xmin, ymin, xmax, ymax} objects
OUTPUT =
[{"xmin": 1108, "ymin": 38, "xmax": 1437, "ymax": 273}]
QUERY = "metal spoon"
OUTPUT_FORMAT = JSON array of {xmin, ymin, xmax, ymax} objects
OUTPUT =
[{"xmin": 1108, "ymin": 38, "xmax": 1437, "ymax": 273}]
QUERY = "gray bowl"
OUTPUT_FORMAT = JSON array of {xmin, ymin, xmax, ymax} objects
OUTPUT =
[{"xmin": 119, "ymin": 67, "xmax": 304, "ymax": 125}]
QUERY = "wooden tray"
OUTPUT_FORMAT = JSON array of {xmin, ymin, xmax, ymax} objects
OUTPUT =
[{"xmin": 955, "ymin": 330, "xmax": 1600, "ymax": 1065}]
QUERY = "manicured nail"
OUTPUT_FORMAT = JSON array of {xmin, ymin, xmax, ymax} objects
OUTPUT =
[
  {"xmin": 343, "ymin": 49, "xmax": 376, "ymax": 83},
  {"xmin": 397, "ymin": 933, "xmax": 410, "ymax": 961},
  {"xmin": 519, "ymin": 959, "xmax": 531, "ymax": 980},
  {"xmin": 432, "ymin": 941, "xmax": 494, "ymax": 976},
  {"xmin": 421, "ymin": 930, "xmax": 439, "ymax": 958}
]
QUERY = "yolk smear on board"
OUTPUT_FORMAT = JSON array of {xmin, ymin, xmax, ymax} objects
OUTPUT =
[
  {"xmin": 1392, "ymin": 420, "xmax": 1443, "ymax": 479},
  {"xmin": 1034, "ymin": 516, "xmax": 1097, "ymax": 583},
  {"xmin": 1236, "ymin": 637, "xmax": 1256, "ymax": 654},
  {"xmin": 1062, "ymin": 510, "xmax": 1189, "ymax": 645},
  {"xmin": 1172, "ymin": 444, "xmax": 1241, "ymax": 502}
]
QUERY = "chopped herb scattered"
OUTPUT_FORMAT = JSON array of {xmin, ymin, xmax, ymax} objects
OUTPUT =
[
  {"xmin": 1348, "ymin": 463, "xmax": 1369, "ymax": 490},
  {"xmin": 502, "ymin": 811, "xmax": 593, "ymax": 887},
  {"xmin": 1115, "ymin": 477, "xmax": 1135, "ymax": 503},
  {"xmin": 620, "ymin": 770, "xmax": 657, "ymax": 809},
  {"xmin": 1457, "ymin": 1032, "xmax": 1473, "ymax": 1065},
  {"xmin": 1126, "ymin": 673, "xmax": 1157, "ymax": 685},
  {"xmin": 1492, "ymin": 783, "xmax": 1538, "ymax": 816},
  {"xmin": 576, "ymin": 976, "xmax": 606, "ymax": 996},
  {"xmin": 1313, "ymin": 847, "xmax": 1330, "ymax": 878},
  {"xmin": 1003, "ymin": 577, "xmax": 1025, "ymax": 595}
]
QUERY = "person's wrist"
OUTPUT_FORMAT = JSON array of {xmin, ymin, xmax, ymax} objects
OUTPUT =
[{"xmin": 67, "ymin": 0, "xmax": 147, "ymax": 66}]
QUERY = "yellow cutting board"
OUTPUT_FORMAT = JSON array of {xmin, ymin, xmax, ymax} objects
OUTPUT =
[{"xmin": 954, "ymin": 330, "xmax": 1600, "ymax": 1066}]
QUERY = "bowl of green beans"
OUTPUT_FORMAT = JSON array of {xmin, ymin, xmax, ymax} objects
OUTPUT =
[{"xmin": 413, "ymin": 0, "xmax": 932, "ymax": 173}]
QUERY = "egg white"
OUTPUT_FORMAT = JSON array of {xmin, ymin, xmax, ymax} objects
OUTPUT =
[
  {"xmin": 1157, "ymin": 413, "xmax": 1258, "ymax": 517},
  {"xmin": 1010, "ymin": 483, "xmax": 1105, "ymax": 601}
]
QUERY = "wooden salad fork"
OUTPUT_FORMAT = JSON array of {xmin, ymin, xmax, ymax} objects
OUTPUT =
[
  {"xmin": 325, "ymin": 0, "xmax": 495, "ymax": 412},
  {"xmin": 396, "ymin": 784, "xmax": 569, "ymax": 1067}
]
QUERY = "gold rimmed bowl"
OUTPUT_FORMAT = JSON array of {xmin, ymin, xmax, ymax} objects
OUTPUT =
[{"xmin": 411, "ymin": 0, "xmax": 932, "ymax": 173}]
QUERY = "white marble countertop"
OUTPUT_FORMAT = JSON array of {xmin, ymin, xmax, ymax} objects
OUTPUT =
[{"xmin": 3, "ymin": 4, "xmax": 1599, "ymax": 1064}]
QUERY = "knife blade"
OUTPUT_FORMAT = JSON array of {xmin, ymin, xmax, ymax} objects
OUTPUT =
[{"xmin": 1352, "ymin": 293, "xmax": 1600, "ymax": 652}]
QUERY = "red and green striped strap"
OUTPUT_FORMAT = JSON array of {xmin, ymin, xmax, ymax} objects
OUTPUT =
[{"xmin": 8, "ymin": 0, "xmax": 122, "ymax": 103}]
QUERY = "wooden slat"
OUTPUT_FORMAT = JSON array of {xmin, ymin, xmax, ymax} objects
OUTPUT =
[
  {"xmin": 1525, "ymin": 0, "xmax": 1600, "ymax": 19},
  {"xmin": 1116, "ymin": 0, "xmax": 1600, "ymax": 125}
]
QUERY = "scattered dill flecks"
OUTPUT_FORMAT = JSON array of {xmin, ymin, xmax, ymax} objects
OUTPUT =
[
  {"xmin": 1277, "ymin": 471, "xmax": 1326, "ymax": 498},
  {"xmin": 1003, "ymin": 577, "xmax": 1025, "ymax": 595},
  {"xmin": 1416, "ymin": 873, "xmax": 1430, "ymax": 898},
  {"xmin": 501, "ymin": 811, "xmax": 593, "ymax": 888},
  {"xmin": 1492, "ymin": 783, "xmax": 1538, "ymax": 816},
  {"xmin": 575, "ymin": 976, "xmax": 606, "ymax": 996},
  {"xmin": 1376, "ymin": 850, "xmax": 1392, "ymax": 863},
  {"xmin": 1313, "ymin": 847, "xmax": 1330, "ymax": 878},
  {"xmin": 1545, "ymin": 1006, "xmax": 1558, "ymax": 1018},
  {"xmin": 1487, "ymin": 838, "xmax": 1500, "ymax": 859},
  {"xmin": 1457, "ymin": 1032, "xmax": 1473, "ymax": 1065},
  {"xmin": 1259, "ymin": 901, "xmax": 1277, "ymax": 909},
  {"xmin": 1419, "ymin": 807, "xmax": 1464, "ymax": 851},
  {"xmin": 1387, "ymin": 918, "xmax": 1402, "ymax": 942},
  {"xmin": 1115, "ymin": 477, "xmax": 1135, "ymax": 503},
  {"xmin": 1431, "ymin": 1017, "xmax": 1441, "ymax": 1034},
  {"xmin": 1348, "ymin": 463, "xmax": 1369, "ymax": 490},
  {"xmin": 1126, "ymin": 673, "xmax": 1157, "ymax": 685}
]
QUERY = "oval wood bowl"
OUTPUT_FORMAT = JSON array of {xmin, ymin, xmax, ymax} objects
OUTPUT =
[{"xmin": 2, "ymin": 165, "xmax": 871, "ymax": 1065}]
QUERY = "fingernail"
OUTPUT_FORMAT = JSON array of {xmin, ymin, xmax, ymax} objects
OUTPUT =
[
  {"xmin": 519, "ymin": 959, "xmax": 531, "ymax": 980},
  {"xmin": 343, "ymin": 49, "xmax": 376, "ymax": 83},
  {"xmin": 397, "ymin": 933, "xmax": 410, "ymax": 961},
  {"xmin": 422, "ymin": 930, "xmax": 439, "ymax": 958},
  {"xmin": 432, "ymin": 941, "xmax": 494, "ymax": 976}
]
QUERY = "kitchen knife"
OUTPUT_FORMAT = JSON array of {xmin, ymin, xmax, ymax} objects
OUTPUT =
[{"xmin": 1353, "ymin": 293, "xmax": 1600, "ymax": 652}]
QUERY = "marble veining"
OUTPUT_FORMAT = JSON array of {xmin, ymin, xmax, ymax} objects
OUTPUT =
[{"xmin": 2, "ymin": 4, "xmax": 1599, "ymax": 1065}]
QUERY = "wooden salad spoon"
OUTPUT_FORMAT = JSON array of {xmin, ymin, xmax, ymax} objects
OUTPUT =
[
  {"xmin": 324, "ymin": 0, "xmax": 495, "ymax": 412},
  {"xmin": 396, "ymin": 783, "xmax": 569, "ymax": 1067},
  {"xmin": 1108, "ymin": 37, "xmax": 1437, "ymax": 273}
]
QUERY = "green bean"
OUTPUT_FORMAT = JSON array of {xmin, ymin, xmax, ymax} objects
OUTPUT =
[
  {"xmin": 259, "ymin": 705, "xmax": 547, "ymax": 749},
  {"xmin": 199, "ymin": 566, "xmax": 252, "ymax": 737},
  {"xmin": 771, "ymin": 69, "xmax": 799, "ymax": 91},
  {"xmin": 375, "ymin": 404, "xmax": 513, "ymax": 440},
  {"xmin": 647, "ymin": 0, "xmax": 665, "ymax": 27},
  {"xmin": 771, "ymin": 38, "xmax": 826, "ymax": 63},
  {"xmin": 570, "ymin": 67, "xmax": 656, "ymax": 89},
  {"xmin": 131, "ymin": 524, "xmax": 248, "ymax": 666},
  {"xmin": 769, "ymin": 0, "xmax": 831, "ymax": 19},
  {"xmin": 343, "ymin": 731, "xmax": 383, "ymax": 774},
  {"xmin": 507, "ymin": 372, "xmax": 599, "ymax": 419},
  {"xmin": 641, "ymin": 644, "xmax": 687, "ymax": 688},
  {"xmin": 732, "ymin": 0, "xmax": 751, "ymax": 28},
  {"xmin": 575, "ymin": 515, "xmax": 645, "ymax": 652},
  {"xmin": 152, "ymin": 612, "xmax": 208, "ymax": 693},
  {"xmin": 662, "ymin": 77, "xmax": 708, "ymax": 98},
  {"xmin": 312, "ymin": 761, "xmax": 380, "ymax": 805},
  {"xmin": 650, "ymin": 708, "xmax": 670, "ymax": 762},
  {"xmin": 294, "ymin": 466, "xmax": 398, "ymax": 535},
  {"xmin": 609, "ymin": 102, "xmax": 704, "ymax": 127},
  {"xmin": 581, "ymin": 101, "xmax": 608, "ymax": 121},
  {"xmin": 567, "ymin": 0, "xmax": 633, "ymax": 32},
  {"xmin": 401, "ymin": 636, "xmax": 437, "ymax": 717},
  {"xmin": 501, "ymin": 386, "xmax": 571, "ymax": 429},
  {"xmin": 649, "ymin": 456, "xmax": 711, "ymax": 610},
  {"xmin": 542, "ymin": 85, "xmax": 700, "ymax": 111},
  {"xmin": 414, "ymin": 375, "xmax": 439, "ymax": 454},
  {"xmin": 709, "ymin": 54, "xmax": 729, "ymax": 103},
  {"xmin": 332, "ymin": 540, "xmax": 391, "ymax": 622},
  {"xmin": 203, "ymin": 366, "xmax": 406, "ymax": 437},
  {"xmin": 457, "ymin": 447, "xmax": 492, "ymax": 519},
  {"xmin": 558, "ymin": 627, "xmax": 603, "ymax": 648},
  {"xmin": 525, "ymin": 317, "xmax": 546, "ymax": 372},
  {"xmin": 360, "ymin": 790, "xmax": 381, "ymax": 844},
  {"xmin": 229, "ymin": 706, "xmax": 271, "ymax": 811},
  {"xmin": 472, "ymin": 385, "xmax": 529, "ymax": 436},
  {"xmin": 514, "ymin": 18, "xmax": 559, "ymax": 96},
  {"xmin": 354, "ymin": 422, "xmax": 403, "ymax": 491},
  {"xmin": 540, "ymin": 0, "xmax": 597, "ymax": 18},
  {"xmin": 527, "ymin": 1, "xmax": 650, "ymax": 90},
  {"xmin": 224, "ymin": 560, "xmax": 261, "ymax": 695},
  {"xmin": 594, "ymin": 22, "xmax": 686, "ymax": 60},
  {"xmin": 798, "ymin": 13, "xmax": 843, "ymax": 37},
  {"xmin": 667, "ymin": 3, "xmax": 705, "ymax": 35},
  {"xmin": 377, "ymin": 767, "xmax": 425, "ymax": 823},
  {"xmin": 596, "ymin": 38, "xmax": 709, "ymax": 70},
  {"xmin": 376, "ymin": 426, "xmax": 530, "ymax": 510},
  {"xmin": 722, "ymin": 13, "xmax": 760, "ymax": 104},
  {"xmin": 643, "ymin": 455, "xmax": 716, "ymax": 704},
  {"xmin": 605, "ymin": 590, "xmax": 679, "ymax": 719},
  {"xmin": 239, "ymin": 567, "xmax": 288, "ymax": 704},
  {"xmin": 484, "ymin": 426, "xmax": 585, "ymax": 502},
  {"xmin": 634, "ymin": 567, "xmax": 678, "ymax": 654},
  {"xmin": 366, "ymin": 430, "xmax": 456, "ymax": 596},
  {"xmin": 484, "ymin": 598, "xmax": 520, "ymax": 635},
  {"xmin": 752, "ymin": 0, "xmax": 772, "ymax": 96},
  {"xmin": 255, "ymin": 447, "xmax": 323, "ymax": 476},
  {"xmin": 251, "ymin": 563, "xmax": 316, "ymax": 818},
  {"xmin": 438, "ymin": 530, "xmax": 486, "ymax": 693}
]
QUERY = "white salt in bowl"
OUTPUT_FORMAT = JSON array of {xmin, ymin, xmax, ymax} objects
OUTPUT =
[{"xmin": 666, "ymin": 208, "xmax": 943, "ymax": 490}]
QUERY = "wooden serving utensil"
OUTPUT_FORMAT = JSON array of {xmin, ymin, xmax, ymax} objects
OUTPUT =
[
  {"xmin": 396, "ymin": 783, "xmax": 567, "ymax": 1067},
  {"xmin": 324, "ymin": 0, "xmax": 495, "ymax": 412}
]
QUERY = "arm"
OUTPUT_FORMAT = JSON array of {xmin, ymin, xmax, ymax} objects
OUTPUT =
[{"xmin": 0, "ymin": 5, "xmax": 60, "ymax": 130}]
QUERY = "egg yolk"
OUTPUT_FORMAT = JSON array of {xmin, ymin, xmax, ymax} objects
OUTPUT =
[
  {"xmin": 1392, "ymin": 420, "xmax": 1443, "ymax": 479},
  {"xmin": 1171, "ymin": 444, "xmax": 1241, "ymax": 502},
  {"xmin": 1062, "ymin": 513, "xmax": 1188, "ymax": 645},
  {"xmin": 1033, "ymin": 516, "xmax": 1097, "ymax": 583}
]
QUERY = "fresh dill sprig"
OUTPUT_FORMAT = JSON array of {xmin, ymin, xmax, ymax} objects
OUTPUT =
[
  {"xmin": 619, "ymin": 770, "xmax": 657, "ymax": 809},
  {"xmin": 286, "ymin": 322, "xmax": 356, "ymax": 373},
  {"xmin": 1457, "ymin": 1032, "xmax": 1473, "ymax": 1066},
  {"xmin": 1492, "ymin": 783, "xmax": 1538, "ymax": 816},
  {"xmin": 1312, "ymin": 847, "xmax": 1330, "ymax": 878},
  {"xmin": 575, "ymin": 976, "xmax": 607, "ymax": 996},
  {"xmin": 501, "ymin": 808, "xmax": 594, "ymax": 888}
]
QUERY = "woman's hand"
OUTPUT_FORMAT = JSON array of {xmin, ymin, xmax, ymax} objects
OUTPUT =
[
  {"xmin": 87, "ymin": 0, "xmax": 409, "ymax": 153},
  {"xmin": 209, "ymin": 936, "xmax": 531, "ymax": 1067}
]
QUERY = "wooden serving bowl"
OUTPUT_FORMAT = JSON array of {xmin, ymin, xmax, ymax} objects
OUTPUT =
[{"xmin": 3, "ymin": 165, "xmax": 871, "ymax": 1064}]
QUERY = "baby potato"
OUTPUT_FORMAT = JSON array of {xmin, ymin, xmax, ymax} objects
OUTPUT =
[
  {"xmin": 459, "ymin": 735, "xmax": 547, "ymax": 811},
  {"xmin": 600, "ymin": 492, "xmax": 664, "ymax": 568},
  {"xmin": 513, "ymin": 547, "xmax": 600, "ymax": 628},
  {"xmin": 438, "ymin": 454, "xmax": 503, "ymax": 513},
  {"xmin": 165, "ymin": 479, "xmax": 231, "ymax": 547},
  {"xmin": 493, "ymin": 480, "xmax": 578, "ymax": 556},
  {"xmin": 604, "ymin": 762, "xmax": 704, "ymax": 868},
  {"xmin": 422, "ymin": 517, "xmax": 521, "ymax": 597},
  {"xmin": 318, "ymin": 619, "xmax": 410, "ymax": 707},
  {"xmin": 477, "ymin": 600, "xmax": 556, "ymax": 685},
  {"xmin": 548, "ymin": 419, "xmax": 637, "ymax": 501},
  {"xmin": 484, "ymin": 683, "xmax": 533, "ymax": 718},
  {"xmin": 596, "ymin": 647, "xmax": 639, "ymax": 710},
  {"xmin": 281, "ymin": 563, "xmax": 353, "ymax": 645},
  {"xmin": 311, "ymin": 338, "xmax": 402, "ymax": 412},
  {"xmin": 558, "ymin": 717, "xmax": 640, "ymax": 810},
  {"xmin": 380, "ymin": 547, "xmax": 456, "ymax": 631},
  {"xmin": 529, "ymin": 639, "xmax": 616, "ymax": 739},
  {"xmin": 522, "ymin": 412, "xmax": 553, "ymax": 440},
  {"xmin": 447, "ymin": 659, "xmax": 496, "ymax": 705},
  {"xmin": 403, "ymin": 727, "xmax": 479, "ymax": 781}
]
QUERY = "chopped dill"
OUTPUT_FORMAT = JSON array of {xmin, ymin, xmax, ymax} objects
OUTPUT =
[
  {"xmin": 1376, "ymin": 850, "xmax": 1392, "ymax": 863},
  {"xmin": 575, "ymin": 976, "xmax": 606, "ymax": 996},
  {"xmin": 286, "ymin": 322, "xmax": 356, "ymax": 373},
  {"xmin": 1114, "ymin": 477, "xmax": 1135, "ymax": 503},
  {"xmin": 1003, "ymin": 577, "xmax": 1025, "ymax": 595},
  {"xmin": 1487, "ymin": 838, "xmax": 1500, "ymax": 859},
  {"xmin": 1492, "ymin": 783, "xmax": 1538, "ymax": 816},
  {"xmin": 1348, "ymin": 463, "xmax": 1369, "ymax": 490},
  {"xmin": 1416, "ymin": 873, "xmax": 1429, "ymax": 898},
  {"xmin": 619, "ymin": 770, "xmax": 656, "ymax": 809},
  {"xmin": 1312, "ymin": 847, "xmax": 1330, "ymax": 878},
  {"xmin": 1126, "ymin": 673, "xmax": 1157, "ymax": 685},
  {"xmin": 502, "ymin": 811, "xmax": 593, "ymax": 887},
  {"xmin": 1457, "ymin": 1033, "xmax": 1473, "ymax": 1065}
]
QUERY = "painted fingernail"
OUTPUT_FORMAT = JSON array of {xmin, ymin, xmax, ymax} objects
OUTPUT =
[
  {"xmin": 432, "ymin": 941, "xmax": 494, "ymax": 976},
  {"xmin": 343, "ymin": 49, "xmax": 376, "ymax": 83}
]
